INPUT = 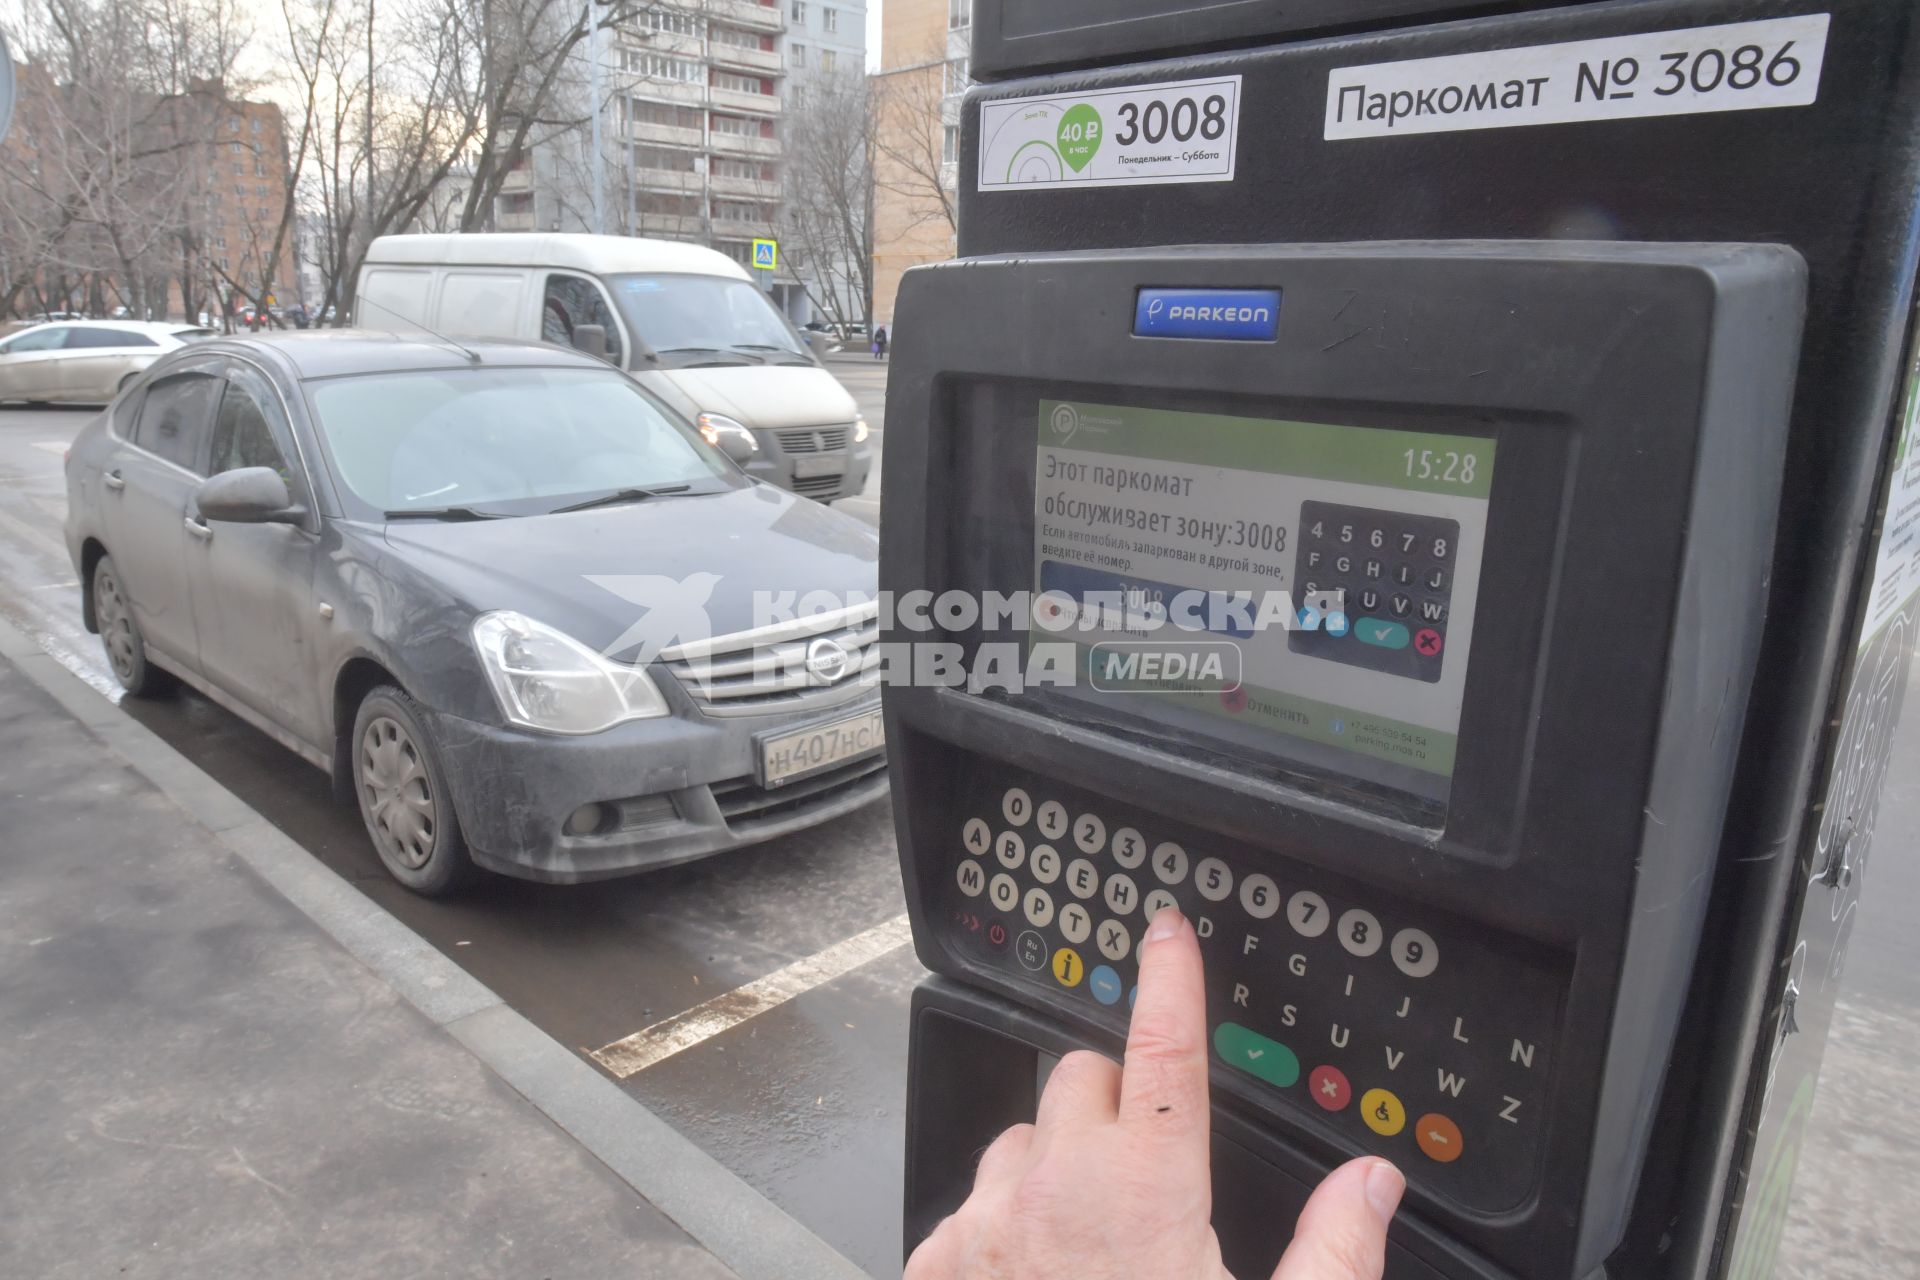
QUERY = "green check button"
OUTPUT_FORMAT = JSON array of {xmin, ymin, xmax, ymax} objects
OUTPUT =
[
  {"xmin": 1356, "ymin": 617, "xmax": 1410, "ymax": 650},
  {"xmin": 1214, "ymin": 1021, "xmax": 1301, "ymax": 1089}
]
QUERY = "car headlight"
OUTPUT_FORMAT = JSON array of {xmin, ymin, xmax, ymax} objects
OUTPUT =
[
  {"xmin": 471, "ymin": 611, "xmax": 670, "ymax": 734},
  {"xmin": 696, "ymin": 412, "xmax": 758, "ymax": 452},
  {"xmin": 853, "ymin": 416, "xmax": 870, "ymax": 443}
]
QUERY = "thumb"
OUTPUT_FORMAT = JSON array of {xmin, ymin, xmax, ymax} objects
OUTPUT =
[{"xmin": 1270, "ymin": 1157, "xmax": 1403, "ymax": 1280}]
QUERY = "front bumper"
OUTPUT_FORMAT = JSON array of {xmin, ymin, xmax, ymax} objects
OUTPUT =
[
  {"xmin": 419, "ymin": 694, "xmax": 888, "ymax": 883},
  {"xmin": 743, "ymin": 432, "xmax": 875, "ymax": 501}
]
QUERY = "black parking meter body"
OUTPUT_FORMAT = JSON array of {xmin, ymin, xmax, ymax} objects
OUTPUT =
[{"xmin": 882, "ymin": 4, "xmax": 1920, "ymax": 1279}]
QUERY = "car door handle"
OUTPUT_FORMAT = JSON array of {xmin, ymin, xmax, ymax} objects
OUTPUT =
[
  {"xmin": 184, "ymin": 516, "xmax": 212, "ymax": 541},
  {"xmin": 104, "ymin": 470, "xmax": 125, "ymax": 492}
]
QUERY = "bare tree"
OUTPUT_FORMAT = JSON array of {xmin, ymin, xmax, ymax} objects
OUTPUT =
[
  {"xmin": 872, "ymin": 41, "xmax": 958, "ymax": 241},
  {"xmin": 782, "ymin": 70, "xmax": 873, "ymax": 330}
]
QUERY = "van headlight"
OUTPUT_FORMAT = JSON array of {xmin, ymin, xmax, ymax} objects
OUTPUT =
[
  {"xmin": 697, "ymin": 412, "xmax": 757, "ymax": 451},
  {"xmin": 471, "ymin": 611, "xmax": 670, "ymax": 734},
  {"xmin": 853, "ymin": 416, "xmax": 870, "ymax": 443}
]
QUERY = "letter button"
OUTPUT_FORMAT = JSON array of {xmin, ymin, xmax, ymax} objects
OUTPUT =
[
  {"xmin": 1066, "ymin": 858, "xmax": 1101, "ymax": 900},
  {"xmin": 1239, "ymin": 873, "xmax": 1280, "ymax": 919},
  {"xmin": 1058, "ymin": 901, "xmax": 1092, "ymax": 944},
  {"xmin": 1416, "ymin": 1113, "xmax": 1464, "ymax": 1164},
  {"xmin": 962, "ymin": 817, "xmax": 991, "ymax": 856},
  {"xmin": 1096, "ymin": 917, "xmax": 1132, "ymax": 962},
  {"xmin": 1103, "ymin": 873, "xmax": 1139, "ymax": 916},
  {"xmin": 1002, "ymin": 787, "xmax": 1032, "ymax": 827},
  {"xmin": 989, "ymin": 874, "xmax": 1020, "ymax": 912},
  {"xmin": 1030, "ymin": 844, "xmax": 1062, "ymax": 884},
  {"xmin": 1360, "ymin": 1088, "xmax": 1406, "ymax": 1137},
  {"xmin": 1023, "ymin": 886, "xmax": 1055, "ymax": 928},
  {"xmin": 1195, "ymin": 857, "xmax": 1234, "ymax": 902},
  {"xmin": 1144, "ymin": 888, "xmax": 1179, "ymax": 919},
  {"xmin": 955, "ymin": 860, "xmax": 986, "ymax": 898},
  {"xmin": 994, "ymin": 829, "xmax": 1025, "ymax": 870}
]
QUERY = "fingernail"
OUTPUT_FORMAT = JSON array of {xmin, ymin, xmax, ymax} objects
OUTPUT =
[
  {"xmin": 1147, "ymin": 905, "xmax": 1185, "ymax": 942},
  {"xmin": 1364, "ymin": 1160, "xmax": 1405, "ymax": 1224}
]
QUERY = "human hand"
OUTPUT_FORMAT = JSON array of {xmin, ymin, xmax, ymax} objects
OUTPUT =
[{"xmin": 904, "ymin": 906, "xmax": 1404, "ymax": 1280}]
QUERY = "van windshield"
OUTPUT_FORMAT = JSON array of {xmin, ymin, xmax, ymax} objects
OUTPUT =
[{"xmin": 607, "ymin": 273, "xmax": 812, "ymax": 367}]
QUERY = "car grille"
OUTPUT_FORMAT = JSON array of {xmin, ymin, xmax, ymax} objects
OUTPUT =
[
  {"xmin": 659, "ymin": 600, "xmax": 879, "ymax": 714},
  {"xmin": 775, "ymin": 425, "xmax": 851, "ymax": 453},
  {"xmin": 791, "ymin": 474, "xmax": 845, "ymax": 499},
  {"xmin": 710, "ymin": 754, "xmax": 889, "ymax": 829}
]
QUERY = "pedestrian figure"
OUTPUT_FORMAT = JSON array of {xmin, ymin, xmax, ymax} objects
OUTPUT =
[{"xmin": 873, "ymin": 324, "xmax": 889, "ymax": 360}]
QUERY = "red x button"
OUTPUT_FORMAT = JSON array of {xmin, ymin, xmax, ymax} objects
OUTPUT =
[
  {"xmin": 1414, "ymin": 628, "xmax": 1444, "ymax": 656},
  {"xmin": 1308, "ymin": 1064, "xmax": 1352, "ymax": 1111}
]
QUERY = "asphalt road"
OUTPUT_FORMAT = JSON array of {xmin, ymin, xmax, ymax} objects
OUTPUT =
[{"xmin": 0, "ymin": 359, "xmax": 1912, "ymax": 1276}]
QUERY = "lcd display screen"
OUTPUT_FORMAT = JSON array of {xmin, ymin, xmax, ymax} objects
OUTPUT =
[{"xmin": 1030, "ymin": 398, "xmax": 1494, "ymax": 804}]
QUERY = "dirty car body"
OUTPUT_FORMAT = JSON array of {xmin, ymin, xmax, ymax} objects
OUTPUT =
[{"xmin": 63, "ymin": 332, "xmax": 886, "ymax": 888}]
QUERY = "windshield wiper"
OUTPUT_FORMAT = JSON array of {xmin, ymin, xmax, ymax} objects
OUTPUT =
[
  {"xmin": 550, "ymin": 484, "xmax": 693, "ymax": 514},
  {"xmin": 653, "ymin": 345, "xmax": 763, "ymax": 366},
  {"xmin": 384, "ymin": 506, "xmax": 504, "ymax": 521}
]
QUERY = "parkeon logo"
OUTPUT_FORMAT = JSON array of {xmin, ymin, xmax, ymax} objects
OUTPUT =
[{"xmin": 1049, "ymin": 402, "xmax": 1080, "ymax": 444}]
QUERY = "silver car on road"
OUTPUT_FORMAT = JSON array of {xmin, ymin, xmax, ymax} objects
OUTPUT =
[{"xmin": 0, "ymin": 320, "xmax": 213, "ymax": 405}]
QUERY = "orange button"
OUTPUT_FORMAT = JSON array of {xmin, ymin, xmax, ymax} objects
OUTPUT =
[{"xmin": 1415, "ymin": 1113, "xmax": 1464, "ymax": 1163}]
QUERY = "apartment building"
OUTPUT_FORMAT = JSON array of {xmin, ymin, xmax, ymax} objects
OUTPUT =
[{"xmin": 870, "ymin": 0, "xmax": 969, "ymax": 329}]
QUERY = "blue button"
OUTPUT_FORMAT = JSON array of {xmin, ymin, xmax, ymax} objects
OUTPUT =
[
  {"xmin": 1134, "ymin": 288, "xmax": 1282, "ymax": 341},
  {"xmin": 1324, "ymin": 611, "xmax": 1350, "ymax": 637},
  {"xmin": 1089, "ymin": 965, "xmax": 1124, "ymax": 1005},
  {"xmin": 1355, "ymin": 617, "xmax": 1410, "ymax": 649},
  {"xmin": 1128, "ymin": 985, "xmax": 1138, "ymax": 1009}
]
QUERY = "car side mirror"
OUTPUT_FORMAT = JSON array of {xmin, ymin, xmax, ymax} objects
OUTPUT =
[
  {"xmin": 572, "ymin": 323, "xmax": 610, "ymax": 361},
  {"xmin": 718, "ymin": 432, "xmax": 757, "ymax": 467},
  {"xmin": 196, "ymin": 467, "xmax": 303, "ymax": 524}
]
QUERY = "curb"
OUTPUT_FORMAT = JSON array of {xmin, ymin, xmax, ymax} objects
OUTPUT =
[{"xmin": 0, "ymin": 614, "xmax": 869, "ymax": 1280}]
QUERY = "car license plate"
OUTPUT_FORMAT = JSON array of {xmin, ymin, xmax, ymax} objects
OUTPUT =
[
  {"xmin": 792, "ymin": 454, "xmax": 845, "ymax": 479},
  {"xmin": 759, "ymin": 709, "xmax": 885, "ymax": 787}
]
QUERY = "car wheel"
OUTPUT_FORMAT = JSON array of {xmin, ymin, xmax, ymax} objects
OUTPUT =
[
  {"xmin": 352, "ymin": 686, "xmax": 474, "ymax": 895},
  {"xmin": 92, "ymin": 555, "xmax": 173, "ymax": 696}
]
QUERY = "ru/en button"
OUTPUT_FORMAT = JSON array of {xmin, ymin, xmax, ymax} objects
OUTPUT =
[
  {"xmin": 1355, "ymin": 617, "xmax": 1410, "ymax": 650},
  {"xmin": 1213, "ymin": 1022, "xmax": 1301, "ymax": 1089}
]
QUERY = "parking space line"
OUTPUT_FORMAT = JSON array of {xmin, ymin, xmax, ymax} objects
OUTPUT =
[
  {"xmin": 591, "ymin": 913, "xmax": 914, "ymax": 1079},
  {"xmin": 32, "ymin": 442, "xmax": 68, "ymax": 456}
]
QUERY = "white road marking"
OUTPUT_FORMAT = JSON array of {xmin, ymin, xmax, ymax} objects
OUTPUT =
[
  {"xmin": 32, "ymin": 441, "xmax": 68, "ymax": 456},
  {"xmin": 590, "ymin": 913, "xmax": 914, "ymax": 1079}
]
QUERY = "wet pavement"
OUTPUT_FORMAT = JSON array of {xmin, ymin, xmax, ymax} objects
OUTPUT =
[{"xmin": 3, "ymin": 372, "xmax": 1914, "ymax": 1276}]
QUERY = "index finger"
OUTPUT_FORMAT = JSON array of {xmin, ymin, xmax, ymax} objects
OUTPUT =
[{"xmin": 1118, "ymin": 906, "xmax": 1212, "ymax": 1162}]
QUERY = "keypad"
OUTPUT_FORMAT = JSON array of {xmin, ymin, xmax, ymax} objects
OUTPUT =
[
  {"xmin": 942, "ymin": 773, "xmax": 1565, "ymax": 1212},
  {"xmin": 1289, "ymin": 500, "xmax": 1459, "ymax": 683}
]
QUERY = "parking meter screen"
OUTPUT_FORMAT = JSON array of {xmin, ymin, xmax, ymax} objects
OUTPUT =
[{"xmin": 1033, "ymin": 398, "xmax": 1494, "ymax": 803}]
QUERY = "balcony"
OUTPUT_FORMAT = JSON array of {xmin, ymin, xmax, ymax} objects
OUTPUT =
[
  {"xmin": 708, "ymin": 0, "xmax": 783, "ymax": 34},
  {"xmin": 711, "ymin": 84, "xmax": 783, "ymax": 115},
  {"xmin": 634, "ymin": 168, "xmax": 703, "ymax": 193},
  {"xmin": 708, "ymin": 131, "xmax": 782, "ymax": 160},
  {"xmin": 711, "ymin": 215, "xmax": 777, "ymax": 240},
  {"xmin": 632, "ymin": 214, "xmax": 706, "ymax": 240},
  {"xmin": 629, "ymin": 122, "xmax": 703, "ymax": 149},
  {"xmin": 710, "ymin": 172, "xmax": 779, "ymax": 199},
  {"xmin": 497, "ymin": 209, "xmax": 536, "ymax": 231},
  {"xmin": 710, "ymin": 42, "xmax": 783, "ymax": 76},
  {"xmin": 500, "ymin": 166, "xmax": 533, "ymax": 191}
]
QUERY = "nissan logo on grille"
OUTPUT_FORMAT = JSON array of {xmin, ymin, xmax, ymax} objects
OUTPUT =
[{"xmin": 805, "ymin": 636, "xmax": 851, "ymax": 684}]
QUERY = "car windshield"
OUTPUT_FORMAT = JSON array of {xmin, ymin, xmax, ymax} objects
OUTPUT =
[
  {"xmin": 306, "ymin": 366, "xmax": 735, "ymax": 518},
  {"xmin": 607, "ymin": 272, "xmax": 811, "ymax": 366}
]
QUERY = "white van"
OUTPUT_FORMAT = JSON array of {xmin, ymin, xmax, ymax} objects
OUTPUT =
[{"xmin": 354, "ymin": 233, "xmax": 873, "ymax": 501}]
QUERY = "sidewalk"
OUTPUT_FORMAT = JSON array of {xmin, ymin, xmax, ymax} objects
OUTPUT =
[{"xmin": 0, "ymin": 629, "xmax": 861, "ymax": 1279}]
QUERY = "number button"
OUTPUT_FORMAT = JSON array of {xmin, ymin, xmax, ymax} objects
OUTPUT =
[
  {"xmin": 1001, "ymin": 787, "xmax": 1032, "ymax": 827},
  {"xmin": 1195, "ymin": 857, "xmax": 1233, "ymax": 902},
  {"xmin": 1037, "ymin": 800, "xmax": 1069, "ymax": 840},
  {"xmin": 1239, "ymin": 873, "xmax": 1280, "ymax": 920},
  {"xmin": 1073, "ymin": 812, "xmax": 1107, "ymax": 855},
  {"xmin": 1030, "ymin": 844, "xmax": 1062, "ymax": 884},
  {"xmin": 962, "ymin": 818, "xmax": 990, "ymax": 856},
  {"xmin": 1286, "ymin": 891, "xmax": 1329, "ymax": 937},
  {"xmin": 994, "ymin": 829, "xmax": 1025, "ymax": 870},
  {"xmin": 1152, "ymin": 842, "xmax": 1189, "ymax": 886},
  {"xmin": 1391, "ymin": 928, "xmax": 1438, "ymax": 978},
  {"xmin": 1096, "ymin": 918, "xmax": 1132, "ymax": 962},
  {"xmin": 1111, "ymin": 827, "xmax": 1147, "ymax": 869},
  {"xmin": 1058, "ymin": 901, "xmax": 1092, "ymax": 944},
  {"xmin": 1337, "ymin": 908, "xmax": 1382, "ymax": 957},
  {"xmin": 1052, "ymin": 946, "xmax": 1084, "ymax": 988},
  {"xmin": 1104, "ymin": 873, "xmax": 1139, "ymax": 916},
  {"xmin": 955, "ymin": 860, "xmax": 985, "ymax": 897},
  {"xmin": 1065, "ymin": 858, "xmax": 1101, "ymax": 900},
  {"xmin": 988, "ymin": 874, "xmax": 1019, "ymax": 912},
  {"xmin": 1023, "ymin": 886, "xmax": 1056, "ymax": 928},
  {"xmin": 1144, "ymin": 888, "xmax": 1179, "ymax": 919}
]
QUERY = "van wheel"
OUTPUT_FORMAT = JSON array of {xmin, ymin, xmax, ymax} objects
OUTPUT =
[
  {"xmin": 352, "ymin": 685, "xmax": 474, "ymax": 896},
  {"xmin": 92, "ymin": 555, "xmax": 173, "ymax": 696}
]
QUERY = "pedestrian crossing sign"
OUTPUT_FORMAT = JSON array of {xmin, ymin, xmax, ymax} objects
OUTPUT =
[{"xmin": 752, "ymin": 238, "xmax": 778, "ymax": 270}]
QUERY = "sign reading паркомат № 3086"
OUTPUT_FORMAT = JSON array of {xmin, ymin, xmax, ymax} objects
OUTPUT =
[{"xmin": 977, "ymin": 76, "xmax": 1241, "ymax": 191}]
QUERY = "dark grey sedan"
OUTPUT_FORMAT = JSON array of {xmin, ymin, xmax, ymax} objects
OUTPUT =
[{"xmin": 63, "ymin": 333, "xmax": 886, "ymax": 894}]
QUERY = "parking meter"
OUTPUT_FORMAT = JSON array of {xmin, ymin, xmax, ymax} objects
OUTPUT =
[{"xmin": 881, "ymin": 3, "xmax": 1920, "ymax": 1279}]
